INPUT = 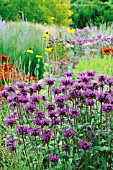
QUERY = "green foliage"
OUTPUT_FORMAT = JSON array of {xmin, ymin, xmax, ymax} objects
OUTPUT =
[
  {"xmin": 0, "ymin": 0, "xmax": 72, "ymax": 26},
  {"xmin": 0, "ymin": 22, "xmax": 45, "ymax": 79},
  {"xmin": 74, "ymin": 55, "xmax": 113, "ymax": 77},
  {"xmin": 71, "ymin": 0, "xmax": 113, "ymax": 28}
]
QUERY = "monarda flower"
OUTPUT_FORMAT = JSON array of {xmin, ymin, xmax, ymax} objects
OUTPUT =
[
  {"xmin": 42, "ymin": 130, "xmax": 52, "ymax": 142},
  {"xmin": 79, "ymin": 140, "xmax": 92, "ymax": 150},
  {"xmin": 48, "ymin": 154, "xmax": 60, "ymax": 163},
  {"xmin": 16, "ymin": 126, "xmax": 29, "ymax": 135},
  {"xmin": 69, "ymin": 108, "xmax": 81, "ymax": 118},
  {"xmin": 60, "ymin": 77, "xmax": 73, "ymax": 86},
  {"xmin": 64, "ymin": 71, "xmax": 74, "ymax": 77},
  {"xmin": 63, "ymin": 128, "xmax": 75, "ymax": 138},
  {"xmin": 86, "ymin": 99, "xmax": 95, "ymax": 106},
  {"xmin": 28, "ymin": 127, "xmax": 41, "ymax": 136},
  {"xmin": 45, "ymin": 103, "xmax": 55, "ymax": 111},
  {"xmin": 44, "ymin": 77, "xmax": 56, "ymax": 86},
  {"xmin": 103, "ymin": 103, "xmax": 113, "ymax": 113}
]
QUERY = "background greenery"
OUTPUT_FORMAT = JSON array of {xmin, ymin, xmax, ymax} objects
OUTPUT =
[{"xmin": 1, "ymin": 0, "xmax": 113, "ymax": 28}]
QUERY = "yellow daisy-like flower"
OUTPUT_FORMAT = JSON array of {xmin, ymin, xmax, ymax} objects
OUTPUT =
[
  {"xmin": 26, "ymin": 49, "xmax": 33, "ymax": 54},
  {"xmin": 43, "ymin": 33, "xmax": 50, "ymax": 38},
  {"xmin": 51, "ymin": 17, "xmax": 55, "ymax": 20},
  {"xmin": 62, "ymin": 26, "xmax": 66, "ymax": 29},
  {"xmin": 45, "ymin": 48, "xmax": 53, "ymax": 52},
  {"xmin": 44, "ymin": 22, "xmax": 47, "ymax": 26},
  {"xmin": 36, "ymin": 55, "xmax": 43, "ymax": 58},
  {"xmin": 67, "ymin": 28, "xmax": 75, "ymax": 34}
]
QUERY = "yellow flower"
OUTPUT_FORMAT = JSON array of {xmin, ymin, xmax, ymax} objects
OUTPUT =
[
  {"xmin": 44, "ymin": 22, "xmax": 47, "ymax": 26},
  {"xmin": 51, "ymin": 17, "xmax": 55, "ymax": 20},
  {"xmin": 45, "ymin": 48, "xmax": 53, "ymax": 52},
  {"xmin": 62, "ymin": 26, "xmax": 66, "ymax": 29},
  {"xmin": 68, "ymin": 28, "xmax": 75, "ymax": 34},
  {"xmin": 26, "ymin": 49, "xmax": 33, "ymax": 54},
  {"xmin": 36, "ymin": 55, "xmax": 43, "ymax": 58},
  {"xmin": 43, "ymin": 33, "xmax": 50, "ymax": 38}
]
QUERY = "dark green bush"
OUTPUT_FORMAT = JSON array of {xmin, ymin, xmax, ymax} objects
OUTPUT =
[{"xmin": 71, "ymin": 0, "xmax": 113, "ymax": 28}]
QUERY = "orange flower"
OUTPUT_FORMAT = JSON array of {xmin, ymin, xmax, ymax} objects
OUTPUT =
[
  {"xmin": 100, "ymin": 47, "xmax": 113, "ymax": 55},
  {"xmin": 0, "ymin": 53, "xmax": 10, "ymax": 61}
]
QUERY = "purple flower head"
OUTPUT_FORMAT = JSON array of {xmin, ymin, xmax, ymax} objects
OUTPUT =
[
  {"xmin": 16, "ymin": 82, "xmax": 27, "ymax": 89},
  {"xmin": 69, "ymin": 108, "xmax": 81, "ymax": 118},
  {"xmin": 6, "ymin": 138, "xmax": 17, "ymax": 146},
  {"xmin": 51, "ymin": 87, "xmax": 62, "ymax": 95},
  {"xmin": 8, "ymin": 145, "xmax": 17, "ymax": 151},
  {"xmin": 63, "ymin": 128, "xmax": 75, "ymax": 138},
  {"xmin": 42, "ymin": 130, "xmax": 52, "ymax": 142},
  {"xmin": 79, "ymin": 140, "xmax": 92, "ymax": 150},
  {"xmin": 30, "ymin": 95, "xmax": 42, "ymax": 103},
  {"xmin": 16, "ymin": 125, "xmax": 28, "ymax": 135},
  {"xmin": 86, "ymin": 71, "xmax": 96, "ymax": 78},
  {"xmin": 86, "ymin": 126, "xmax": 94, "ymax": 132},
  {"xmin": 83, "ymin": 90, "xmax": 96, "ymax": 99},
  {"xmin": 73, "ymin": 82, "xmax": 85, "ymax": 90},
  {"xmin": 55, "ymin": 95, "xmax": 66, "ymax": 103},
  {"xmin": 86, "ymin": 99, "xmax": 95, "ymax": 106},
  {"xmin": 52, "ymin": 118, "xmax": 61, "ymax": 125},
  {"xmin": 63, "ymin": 144, "xmax": 70, "ymax": 152},
  {"xmin": 48, "ymin": 111, "xmax": 57, "ymax": 118},
  {"xmin": 96, "ymin": 92, "xmax": 108, "ymax": 103},
  {"xmin": 35, "ymin": 111, "xmax": 45, "ymax": 119},
  {"xmin": 44, "ymin": 77, "xmax": 56, "ymax": 86},
  {"xmin": 49, "ymin": 154, "xmax": 60, "ymax": 163},
  {"xmin": 57, "ymin": 108, "xmax": 68, "ymax": 116},
  {"xmin": 45, "ymin": 103, "xmax": 55, "ymax": 111},
  {"xmin": 1, "ymin": 91, "xmax": 10, "ymax": 99},
  {"xmin": 69, "ymin": 89, "xmax": 81, "ymax": 99},
  {"xmin": 19, "ymin": 87, "xmax": 29, "ymax": 95},
  {"xmin": 79, "ymin": 76, "xmax": 91, "ymax": 83},
  {"xmin": 105, "ymin": 77, "xmax": 113, "ymax": 86},
  {"xmin": 103, "ymin": 103, "xmax": 113, "ymax": 113},
  {"xmin": 28, "ymin": 127, "xmax": 41, "ymax": 136},
  {"xmin": 89, "ymin": 134, "xmax": 98, "ymax": 139},
  {"xmin": 98, "ymin": 75, "xmax": 108, "ymax": 83},
  {"xmin": 64, "ymin": 71, "xmax": 74, "ymax": 77},
  {"xmin": 60, "ymin": 77, "xmax": 73, "ymax": 86},
  {"xmin": 25, "ymin": 103, "xmax": 37, "ymax": 112},
  {"xmin": 34, "ymin": 83, "xmax": 44, "ymax": 91},
  {"xmin": 5, "ymin": 116, "xmax": 16, "ymax": 127},
  {"xmin": 28, "ymin": 85, "xmax": 37, "ymax": 95},
  {"xmin": 42, "ymin": 95, "xmax": 47, "ymax": 101},
  {"xmin": 5, "ymin": 85, "xmax": 16, "ymax": 93}
]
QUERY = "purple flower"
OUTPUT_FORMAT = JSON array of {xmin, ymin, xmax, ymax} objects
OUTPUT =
[
  {"xmin": 5, "ymin": 117, "xmax": 16, "ymax": 127},
  {"xmin": 63, "ymin": 144, "xmax": 70, "ymax": 152},
  {"xmin": 52, "ymin": 118, "xmax": 61, "ymax": 125},
  {"xmin": 6, "ymin": 138, "xmax": 17, "ymax": 145},
  {"xmin": 63, "ymin": 128, "xmax": 75, "ymax": 138},
  {"xmin": 16, "ymin": 82, "xmax": 27, "ymax": 89},
  {"xmin": 64, "ymin": 71, "xmax": 74, "ymax": 77},
  {"xmin": 86, "ymin": 99, "xmax": 95, "ymax": 106},
  {"xmin": 45, "ymin": 103, "xmax": 55, "ymax": 111},
  {"xmin": 69, "ymin": 108, "xmax": 81, "ymax": 118},
  {"xmin": 55, "ymin": 95, "xmax": 66, "ymax": 103},
  {"xmin": 89, "ymin": 134, "xmax": 98, "ymax": 139},
  {"xmin": 16, "ymin": 125, "xmax": 29, "ymax": 135},
  {"xmin": 30, "ymin": 95, "xmax": 42, "ymax": 103},
  {"xmin": 25, "ymin": 103, "xmax": 37, "ymax": 112},
  {"xmin": 35, "ymin": 111, "xmax": 45, "ymax": 119},
  {"xmin": 103, "ymin": 103, "xmax": 113, "ymax": 113},
  {"xmin": 34, "ymin": 83, "xmax": 44, "ymax": 91},
  {"xmin": 28, "ymin": 127, "xmax": 41, "ymax": 136},
  {"xmin": 57, "ymin": 108, "xmax": 68, "ymax": 116},
  {"xmin": 86, "ymin": 126, "xmax": 94, "ymax": 132},
  {"xmin": 48, "ymin": 111, "xmax": 57, "ymax": 118},
  {"xmin": 60, "ymin": 77, "xmax": 73, "ymax": 86},
  {"xmin": 42, "ymin": 130, "xmax": 52, "ymax": 142},
  {"xmin": 79, "ymin": 140, "xmax": 92, "ymax": 150},
  {"xmin": 8, "ymin": 145, "xmax": 17, "ymax": 151},
  {"xmin": 86, "ymin": 71, "xmax": 96, "ymax": 78},
  {"xmin": 98, "ymin": 75, "xmax": 108, "ymax": 83},
  {"xmin": 44, "ymin": 77, "xmax": 56, "ymax": 86},
  {"xmin": 5, "ymin": 85, "xmax": 16, "ymax": 93},
  {"xmin": 48, "ymin": 154, "xmax": 60, "ymax": 162}
]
